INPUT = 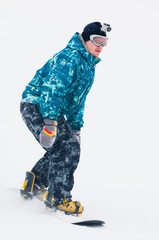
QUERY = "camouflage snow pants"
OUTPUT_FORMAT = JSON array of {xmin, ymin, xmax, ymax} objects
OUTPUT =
[{"xmin": 20, "ymin": 102, "xmax": 80, "ymax": 200}]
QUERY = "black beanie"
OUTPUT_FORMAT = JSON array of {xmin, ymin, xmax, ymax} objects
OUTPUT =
[{"xmin": 82, "ymin": 22, "xmax": 107, "ymax": 42}]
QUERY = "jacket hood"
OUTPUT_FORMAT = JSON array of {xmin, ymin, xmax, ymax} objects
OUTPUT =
[{"xmin": 66, "ymin": 32, "xmax": 101, "ymax": 66}]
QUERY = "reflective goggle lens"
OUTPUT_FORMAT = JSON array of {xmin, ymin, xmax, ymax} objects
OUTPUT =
[{"xmin": 90, "ymin": 35, "xmax": 108, "ymax": 47}]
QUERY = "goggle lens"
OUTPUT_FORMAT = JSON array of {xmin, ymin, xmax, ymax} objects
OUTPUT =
[{"xmin": 90, "ymin": 35, "xmax": 108, "ymax": 47}]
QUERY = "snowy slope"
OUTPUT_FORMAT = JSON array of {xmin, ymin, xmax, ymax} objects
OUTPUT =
[
  {"xmin": 1, "ymin": 188, "xmax": 108, "ymax": 240},
  {"xmin": 1, "ymin": 184, "xmax": 159, "ymax": 240},
  {"xmin": 1, "ymin": 0, "xmax": 159, "ymax": 239}
]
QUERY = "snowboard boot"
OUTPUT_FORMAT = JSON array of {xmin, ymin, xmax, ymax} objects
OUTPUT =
[
  {"xmin": 56, "ymin": 199, "xmax": 84, "ymax": 217},
  {"xmin": 44, "ymin": 190, "xmax": 84, "ymax": 216},
  {"xmin": 20, "ymin": 171, "xmax": 46, "ymax": 199}
]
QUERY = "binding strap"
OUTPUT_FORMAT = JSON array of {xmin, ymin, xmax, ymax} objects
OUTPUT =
[{"xmin": 74, "ymin": 201, "xmax": 80, "ymax": 214}]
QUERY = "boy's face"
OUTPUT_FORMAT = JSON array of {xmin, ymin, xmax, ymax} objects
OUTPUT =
[{"xmin": 85, "ymin": 40, "xmax": 103, "ymax": 58}]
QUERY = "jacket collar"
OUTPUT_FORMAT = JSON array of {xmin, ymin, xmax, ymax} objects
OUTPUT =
[{"xmin": 67, "ymin": 32, "xmax": 101, "ymax": 67}]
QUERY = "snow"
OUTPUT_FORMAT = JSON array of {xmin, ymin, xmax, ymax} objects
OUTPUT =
[{"xmin": 1, "ymin": 0, "xmax": 159, "ymax": 239}]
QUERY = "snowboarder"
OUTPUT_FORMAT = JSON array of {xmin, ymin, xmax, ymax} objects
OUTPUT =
[{"xmin": 20, "ymin": 22, "xmax": 111, "ymax": 216}]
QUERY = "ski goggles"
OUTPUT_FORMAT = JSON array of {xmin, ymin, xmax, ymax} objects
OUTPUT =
[{"xmin": 90, "ymin": 35, "xmax": 108, "ymax": 47}]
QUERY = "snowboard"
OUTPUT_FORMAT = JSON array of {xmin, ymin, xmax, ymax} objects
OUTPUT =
[{"xmin": 22, "ymin": 189, "xmax": 105, "ymax": 227}]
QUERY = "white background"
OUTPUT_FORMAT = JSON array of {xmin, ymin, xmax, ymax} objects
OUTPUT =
[{"xmin": 1, "ymin": 0, "xmax": 159, "ymax": 239}]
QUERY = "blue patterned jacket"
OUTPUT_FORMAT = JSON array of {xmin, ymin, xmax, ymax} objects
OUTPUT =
[{"xmin": 22, "ymin": 33, "xmax": 101, "ymax": 129}]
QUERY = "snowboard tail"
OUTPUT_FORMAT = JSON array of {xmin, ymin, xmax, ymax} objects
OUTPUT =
[{"xmin": 72, "ymin": 220, "xmax": 105, "ymax": 227}]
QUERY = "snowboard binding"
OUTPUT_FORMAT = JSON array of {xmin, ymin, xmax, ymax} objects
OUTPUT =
[
  {"xmin": 44, "ymin": 190, "xmax": 84, "ymax": 217},
  {"xmin": 20, "ymin": 171, "xmax": 45, "ymax": 199}
]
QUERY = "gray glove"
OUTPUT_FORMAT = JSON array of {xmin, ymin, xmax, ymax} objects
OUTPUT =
[
  {"xmin": 72, "ymin": 130, "xmax": 81, "ymax": 144},
  {"xmin": 40, "ymin": 119, "xmax": 57, "ymax": 148}
]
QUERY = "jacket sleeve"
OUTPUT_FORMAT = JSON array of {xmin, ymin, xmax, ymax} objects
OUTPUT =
[
  {"xmin": 66, "ymin": 97, "xmax": 86, "ymax": 130},
  {"xmin": 39, "ymin": 53, "xmax": 77, "ymax": 120},
  {"xmin": 66, "ymin": 92, "xmax": 86, "ymax": 130}
]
